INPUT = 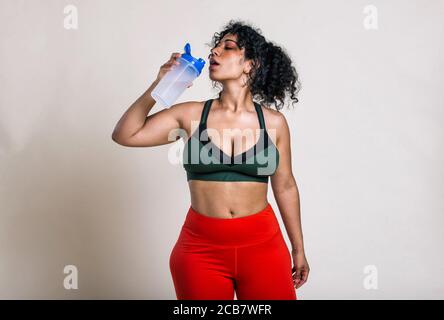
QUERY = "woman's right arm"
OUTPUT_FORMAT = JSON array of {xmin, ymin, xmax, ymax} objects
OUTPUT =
[{"xmin": 111, "ymin": 53, "xmax": 193, "ymax": 147}]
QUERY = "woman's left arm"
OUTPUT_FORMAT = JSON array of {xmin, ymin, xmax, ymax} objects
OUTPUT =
[{"xmin": 270, "ymin": 112, "xmax": 309, "ymax": 289}]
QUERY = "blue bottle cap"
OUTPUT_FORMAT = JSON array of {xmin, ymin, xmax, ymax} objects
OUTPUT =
[{"xmin": 180, "ymin": 43, "xmax": 206, "ymax": 76}]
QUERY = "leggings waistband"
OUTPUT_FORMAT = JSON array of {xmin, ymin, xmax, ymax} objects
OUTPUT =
[{"xmin": 180, "ymin": 203, "xmax": 280, "ymax": 247}]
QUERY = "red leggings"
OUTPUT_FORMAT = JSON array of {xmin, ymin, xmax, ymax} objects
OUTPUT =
[{"xmin": 169, "ymin": 203, "xmax": 297, "ymax": 300}]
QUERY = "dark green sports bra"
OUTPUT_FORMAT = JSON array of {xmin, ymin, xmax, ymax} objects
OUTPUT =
[{"xmin": 183, "ymin": 99, "xmax": 280, "ymax": 183}]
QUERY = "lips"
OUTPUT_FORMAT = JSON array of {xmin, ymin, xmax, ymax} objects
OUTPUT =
[{"xmin": 209, "ymin": 59, "xmax": 220, "ymax": 71}]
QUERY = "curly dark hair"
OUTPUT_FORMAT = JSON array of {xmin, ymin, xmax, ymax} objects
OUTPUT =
[{"xmin": 205, "ymin": 19, "xmax": 301, "ymax": 111}]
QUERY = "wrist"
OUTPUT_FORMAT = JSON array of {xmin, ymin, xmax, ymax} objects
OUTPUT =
[
  {"xmin": 148, "ymin": 78, "xmax": 160, "ymax": 90},
  {"xmin": 291, "ymin": 247, "xmax": 305, "ymax": 254},
  {"xmin": 146, "ymin": 79, "xmax": 160, "ymax": 95}
]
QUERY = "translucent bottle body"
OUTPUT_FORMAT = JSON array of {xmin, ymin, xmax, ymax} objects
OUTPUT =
[{"xmin": 151, "ymin": 57, "xmax": 199, "ymax": 108}]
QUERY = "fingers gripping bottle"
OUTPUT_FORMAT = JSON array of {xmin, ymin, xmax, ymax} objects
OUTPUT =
[{"xmin": 151, "ymin": 43, "xmax": 205, "ymax": 108}]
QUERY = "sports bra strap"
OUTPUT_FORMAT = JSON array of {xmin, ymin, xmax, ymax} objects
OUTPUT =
[
  {"xmin": 200, "ymin": 99, "xmax": 212, "ymax": 125},
  {"xmin": 253, "ymin": 101, "xmax": 265, "ymax": 130}
]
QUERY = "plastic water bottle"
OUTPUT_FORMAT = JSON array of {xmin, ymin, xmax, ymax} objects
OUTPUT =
[{"xmin": 151, "ymin": 43, "xmax": 205, "ymax": 108}]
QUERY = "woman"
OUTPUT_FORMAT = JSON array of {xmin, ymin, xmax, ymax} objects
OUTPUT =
[{"xmin": 112, "ymin": 20, "xmax": 309, "ymax": 300}]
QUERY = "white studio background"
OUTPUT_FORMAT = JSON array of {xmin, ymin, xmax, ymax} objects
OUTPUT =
[{"xmin": 0, "ymin": 0, "xmax": 443, "ymax": 299}]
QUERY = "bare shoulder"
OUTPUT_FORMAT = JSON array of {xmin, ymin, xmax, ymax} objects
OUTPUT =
[
  {"xmin": 259, "ymin": 103, "xmax": 289, "ymax": 144},
  {"xmin": 167, "ymin": 100, "xmax": 208, "ymax": 135},
  {"xmin": 167, "ymin": 100, "xmax": 202, "ymax": 115},
  {"xmin": 166, "ymin": 100, "xmax": 202, "ymax": 124}
]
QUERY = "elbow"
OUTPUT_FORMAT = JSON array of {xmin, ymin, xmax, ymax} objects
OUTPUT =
[
  {"xmin": 111, "ymin": 132, "xmax": 135, "ymax": 147},
  {"xmin": 111, "ymin": 130, "xmax": 123, "ymax": 144}
]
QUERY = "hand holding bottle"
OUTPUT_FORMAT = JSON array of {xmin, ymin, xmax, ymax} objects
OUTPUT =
[
  {"xmin": 151, "ymin": 43, "xmax": 205, "ymax": 108},
  {"xmin": 156, "ymin": 53, "xmax": 192, "ymax": 88}
]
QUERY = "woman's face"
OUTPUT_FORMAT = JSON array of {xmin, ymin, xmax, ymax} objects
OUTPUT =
[{"xmin": 208, "ymin": 34, "xmax": 252, "ymax": 83}]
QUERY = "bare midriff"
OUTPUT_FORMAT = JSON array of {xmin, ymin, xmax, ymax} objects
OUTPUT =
[{"xmin": 188, "ymin": 180, "xmax": 269, "ymax": 219}]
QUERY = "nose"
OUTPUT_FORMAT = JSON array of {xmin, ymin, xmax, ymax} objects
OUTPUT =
[{"xmin": 208, "ymin": 47, "xmax": 220, "ymax": 59}]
